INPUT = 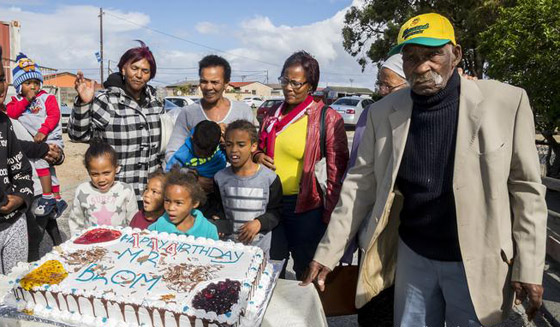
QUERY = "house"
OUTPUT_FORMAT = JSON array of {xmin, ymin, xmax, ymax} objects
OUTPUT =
[
  {"xmin": 226, "ymin": 81, "xmax": 272, "ymax": 99},
  {"xmin": 165, "ymin": 79, "xmax": 201, "ymax": 97},
  {"xmin": 43, "ymin": 72, "xmax": 102, "ymax": 106},
  {"xmin": 266, "ymin": 83, "xmax": 283, "ymax": 96},
  {"xmin": 165, "ymin": 80, "xmax": 274, "ymax": 101}
]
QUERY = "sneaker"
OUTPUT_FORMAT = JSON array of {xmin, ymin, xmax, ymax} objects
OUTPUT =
[
  {"xmin": 34, "ymin": 197, "xmax": 57, "ymax": 217},
  {"xmin": 54, "ymin": 199, "xmax": 68, "ymax": 219}
]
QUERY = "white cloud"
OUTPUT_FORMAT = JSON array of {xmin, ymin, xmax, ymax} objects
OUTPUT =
[
  {"xmin": 226, "ymin": 4, "xmax": 376, "ymax": 89},
  {"xmin": 2, "ymin": 5, "xmax": 151, "ymax": 81},
  {"xmin": 2, "ymin": 1, "xmax": 377, "ymax": 89},
  {"xmin": 195, "ymin": 22, "xmax": 221, "ymax": 35}
]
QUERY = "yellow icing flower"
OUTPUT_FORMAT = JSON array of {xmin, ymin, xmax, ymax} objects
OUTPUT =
[{"xmin": 20, "ymin": 260, "xmax": 68, "ymax": 291}]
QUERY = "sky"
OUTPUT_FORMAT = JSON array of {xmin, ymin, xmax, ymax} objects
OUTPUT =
[{"xmin": 0, "ymin": 0, "xmax": 378, "ymax": 89}]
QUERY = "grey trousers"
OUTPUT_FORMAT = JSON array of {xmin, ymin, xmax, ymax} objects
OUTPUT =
[
  {"xmin": 394, "ymin": 239, "xmax": 482, "ymax": 327},
  {"xmin": 0, "ymin": 215, "xmax": 28, "ymax": 275}
]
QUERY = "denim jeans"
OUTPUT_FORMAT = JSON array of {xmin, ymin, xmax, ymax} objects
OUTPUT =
[{"xmin": 394, "ymin": 238, "xmax": 482, "ymax": 327}]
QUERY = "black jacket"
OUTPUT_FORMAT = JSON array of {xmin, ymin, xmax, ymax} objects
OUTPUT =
[{"xmin": 0, "ymin": 112, "xmax": 34, "ymax": 231}]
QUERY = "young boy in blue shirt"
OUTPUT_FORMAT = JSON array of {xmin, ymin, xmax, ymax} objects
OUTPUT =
[{"xmin": 165, "ymin": 120, "xmax": 226, "ymax": 178}]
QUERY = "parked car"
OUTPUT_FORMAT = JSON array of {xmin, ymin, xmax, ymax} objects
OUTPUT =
[
  {"xmin": 162, "ymin": 99, "xmax": 182, "ymax": 122},
  {"xmin": 243, "ymin": 97, "xmax": 264, "ymax": 108},
  {"xmin": 60, "ymin": 104, "xmax": 71, "ymax": 132},
  {"xmin": 330, "ymin": 96, "xmax": 375, "ymax": 126},
  {"xmin": 256, "ymin": 98, "xmax": 284, "ymax": 125},
  {"xmin": 164, "ymin": 96, "xmax": 195, "ymax": 109}
]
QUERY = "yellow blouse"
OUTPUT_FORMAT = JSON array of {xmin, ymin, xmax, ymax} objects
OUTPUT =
[{"xmin": 274, "ymin": 116, "xmax": 308, "ymax": 195}]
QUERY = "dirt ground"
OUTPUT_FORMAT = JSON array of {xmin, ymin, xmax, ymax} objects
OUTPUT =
[{"xmin": 57, "ymin": 134, "xmax": 90, "ymax": 189}]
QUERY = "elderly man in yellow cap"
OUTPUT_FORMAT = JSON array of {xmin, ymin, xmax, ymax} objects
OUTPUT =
[{"xmin": 302, "ymin": 12, "xmax": 546, "ymax": 327}]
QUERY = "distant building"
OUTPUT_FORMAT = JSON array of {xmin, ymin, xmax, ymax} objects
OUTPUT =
[
  {"xmin": 1, "ymin": 20, "xmax": 21, "ymax": 85},
  {"xmin": 226, "ymin": 82, "xmax": 272, "ymax": 99},
  {"xmin": 164, "ymin": 80, "xmax": 273, "ymax": 101},
  {"xmin": 43, "ymin": 72, "xmax": 102, "ymax": 106},
  {"xmin": 165, "ymin": 79, "xmax": 200, "ymax": 97},
  {"xmin": 266, "ymin": 83, "xmax": 283, "ymax": 97}
]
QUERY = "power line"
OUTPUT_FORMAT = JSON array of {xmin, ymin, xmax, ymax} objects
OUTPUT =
[{"xmin": 103, "ymin": 11, "xmax": 281, "ymax": 68}]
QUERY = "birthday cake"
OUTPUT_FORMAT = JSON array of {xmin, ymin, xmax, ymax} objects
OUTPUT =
[{"xmin": 2, "ymin": 226, "xmax": 275, "ymax": 327}]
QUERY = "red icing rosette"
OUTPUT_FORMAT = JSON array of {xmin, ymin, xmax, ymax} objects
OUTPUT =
[{"xmin": 74, "ymin": 228, "xmax": 122, "ymax": 244}]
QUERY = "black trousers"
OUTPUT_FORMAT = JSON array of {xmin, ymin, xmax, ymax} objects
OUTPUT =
[
  {"xmin": 27, "ymin": 197, "xmax": 63, "ymax": 262},
  {"xmin": 270, "ymin": 195, "xmax": 327, "ymax": 280}
]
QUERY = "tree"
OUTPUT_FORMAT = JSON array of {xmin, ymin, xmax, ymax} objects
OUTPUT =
[
  {"xmin": 479, "ymin": 0, "xmax": 560, "ymax": 176},
  {"xmin": 342, "ymin": 0, "xmax": 515, "ymax": 77}
]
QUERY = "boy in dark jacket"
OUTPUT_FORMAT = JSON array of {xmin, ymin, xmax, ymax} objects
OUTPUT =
[{"xmin": 0, "ymin": 111, "xmax": 34, "ymax": 274}]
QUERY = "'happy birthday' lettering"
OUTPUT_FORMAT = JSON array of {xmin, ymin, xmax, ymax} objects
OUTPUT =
[{"xmin": 119, "ymin": 233, "xmax": 244, "ymax": 264}]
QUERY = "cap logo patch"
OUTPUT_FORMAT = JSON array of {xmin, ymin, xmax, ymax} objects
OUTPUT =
[
  {"xmin": 18, "ymin": 58, "xmax": 36, "ymax": 72},
  {"xmin": 402, "ymin": 23, "xmax": 429, "ymax": 40}
]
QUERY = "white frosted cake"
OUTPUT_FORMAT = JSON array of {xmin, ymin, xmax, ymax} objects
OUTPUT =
[{"xmin": 2, "ymin": 226, "xmax": 275, "ymax": 327}]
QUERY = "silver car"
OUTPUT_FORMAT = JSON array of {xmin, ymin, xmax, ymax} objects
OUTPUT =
[
  {"xmin": 60, "ymin": 104, "xmax": 71, "ymax": 133},
  {"xmin": 330, "ymin": 96, "xmax": 375, "ymax": 126}
]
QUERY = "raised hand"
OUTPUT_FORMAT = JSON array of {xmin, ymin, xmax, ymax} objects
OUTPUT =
[
  {"xmin": 23, "ymin": 87, "xmax": 37, "ymax": 103},
  {"xmin": 74, "ymin": 71, "xmax": 95, "ymax": 104}
]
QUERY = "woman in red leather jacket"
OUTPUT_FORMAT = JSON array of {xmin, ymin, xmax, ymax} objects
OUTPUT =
[{"xmin": 254, "ymin": 51, "xmax": 348, "ymax": 279}]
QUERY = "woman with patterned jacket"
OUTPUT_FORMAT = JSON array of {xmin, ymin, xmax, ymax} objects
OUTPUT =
[{"xmin": 68, "ymin": 41, "xmax": 164, "ymax": 209}]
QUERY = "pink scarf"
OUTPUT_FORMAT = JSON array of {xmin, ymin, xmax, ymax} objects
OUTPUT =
[{"xmin": 259, "ymin": 95, "xmax": 314, "ymax": 158}]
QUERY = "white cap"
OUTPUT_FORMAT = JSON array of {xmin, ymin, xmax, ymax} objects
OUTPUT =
[{"xmin": 381, "ymin": 54, "xmax": 405, "ymax": 79}]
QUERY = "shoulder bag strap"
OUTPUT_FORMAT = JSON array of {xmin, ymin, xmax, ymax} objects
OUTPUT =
[{"xmin": 320, "ymin": 105, "xmax": 329, "ymax": 158}]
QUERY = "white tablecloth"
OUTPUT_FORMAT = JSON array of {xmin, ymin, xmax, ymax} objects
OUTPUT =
[
  {"xmin": 262, "ymin": 279, "xmax": 328, "ymax": 327},
  {"xmin": 0, "ymin": 279, "xmax": 327, "ymax": 327}
]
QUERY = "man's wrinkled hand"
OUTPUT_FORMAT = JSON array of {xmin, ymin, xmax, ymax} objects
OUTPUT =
[
  {"xmin": 511, "ymin": 281, "xmax": 543, "ymax": 321},
  {"xmin": 299, "ymin": 260, "xmax": 331, "ymax": 291}
]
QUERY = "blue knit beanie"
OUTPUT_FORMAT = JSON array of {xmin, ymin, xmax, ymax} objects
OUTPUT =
[{"xmin": 12, "ymin": 53, "xmax": 43, "ymax": 94}]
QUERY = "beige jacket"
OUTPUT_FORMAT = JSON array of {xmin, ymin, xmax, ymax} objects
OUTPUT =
[{"xmin": 314, "ymin": 77, "xmax": 547, "ymax": 326}]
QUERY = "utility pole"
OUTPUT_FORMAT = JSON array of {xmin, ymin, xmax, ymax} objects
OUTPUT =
[
  {"xmin": 349, "ymin": 78, "xmax": 354, "ymax": 88},
  {"xmin": 266, "ymin": 70, "xmax": 269, "ymax": 84},
  {"xmin": 99, "ymin": 7, "xmax": 104, "ymax": 83}
]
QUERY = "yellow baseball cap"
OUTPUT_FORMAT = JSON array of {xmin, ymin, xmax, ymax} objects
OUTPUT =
[{"xmin": 389, "ymin": 13, "xmax": 456, "ymax": 56}]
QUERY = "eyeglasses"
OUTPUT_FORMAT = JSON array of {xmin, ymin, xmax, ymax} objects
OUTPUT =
[
  {"xmin": 278, "ymin": 76, "xmax": 308, "ymax": 89},
  {"xmin": 375, "ymin": 81, "xmax": 406, "ymax": 93}
]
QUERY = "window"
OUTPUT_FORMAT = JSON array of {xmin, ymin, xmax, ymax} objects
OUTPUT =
[{"xmin": 333, "ymin": 98, "xmax": 360, "ymax": 106}]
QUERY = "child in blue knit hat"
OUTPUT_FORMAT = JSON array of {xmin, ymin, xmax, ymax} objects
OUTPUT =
[{"xmin": 6, "ymin": 53, "xmax": 67, "ymax": 218}]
